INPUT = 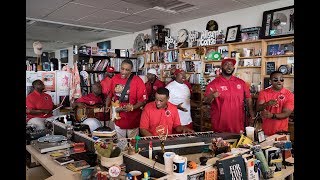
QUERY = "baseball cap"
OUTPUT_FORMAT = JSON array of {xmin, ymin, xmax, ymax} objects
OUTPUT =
[
  {"xmin": 221, "ymin": 58, "xmax": 236, "ymax": 66},
  {"xmin": 173, "ymin": 69, "xmax": 185, "ymax": 76},
  {"xmin": 106, "ymin": 66, "xmax": 115, "ymax": 73},
  {"xmin": 147, "ymin": 68, "xmax": 157, "ymax": 76}
]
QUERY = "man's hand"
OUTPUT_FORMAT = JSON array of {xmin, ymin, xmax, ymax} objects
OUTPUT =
[
  {"xmin": 177, "ymin": 103, "xmax": 188, "ymax": 112},
  {"xmin": 266, "ymin": 100, "xmax": 278, "ymax": 107},
  {"xmin": 261, "ymin": 109, "xmax": 273, "ymax": 119},
  {"xmin": 182, "ymin": 126, "xmax": 195, "ymax": 134}
]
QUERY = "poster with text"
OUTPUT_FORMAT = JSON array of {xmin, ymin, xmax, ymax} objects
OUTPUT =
[
  {"xmin": 56, "ymin": 71, "xmax": 71, "ymax": 96},
  {"xmin": 41, "ymin": 71, "xmax": 56, "ymax": 91}
]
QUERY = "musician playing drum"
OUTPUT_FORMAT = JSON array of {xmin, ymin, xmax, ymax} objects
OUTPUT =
[
  {"xmin": 140, "ymin": 87, "xmax": 194, "ymax": 136},
  {"xmin": 72, "ymin": 82, "xmax": 107, "ymax": 122}
]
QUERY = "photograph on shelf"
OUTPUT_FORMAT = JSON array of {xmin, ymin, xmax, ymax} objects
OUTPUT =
[
  {"xmin": 266, "ymin": 61, "xmax": 276, "ymax": 75},
  {"xmin": 225, "ymin": 25, "xmax": 241, "ymax": 43},
  {"xmin": 267, "ymin": 44, "xmax": 280, "ymax": 55},
  {"xmin": 261, "ymin": 5, "xmax": 294, "ymax": 38},
  {"xmin": 279, "ymin": 43, "xmax": 294, "ymax": 55},
  {"xmin": 240, "ymin": 26, "xmax": 262, "ymax": 41},
  {"xmin": 60, "ymin": 49, "xmax": 68, "ymax": 63},
  {"xmin": 97, "ymin": 40, "xmax": 111, "ymax": 56},
  {"xmin": 204, "ymin": 64, "xmax": 213, "ymax": 75}
]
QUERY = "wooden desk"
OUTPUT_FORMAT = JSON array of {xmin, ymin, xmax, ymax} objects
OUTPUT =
[{"xmin": 26, "ymin": 145, "xmax": 81, "ymax": 180}]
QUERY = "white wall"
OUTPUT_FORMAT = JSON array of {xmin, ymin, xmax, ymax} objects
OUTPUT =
[
  {"xmin": 53, "ymin": 0, "xmax": 293, "ymax": 66},
  {"xmin": 85, "ymin": 0, "xmax": 293, "ymax": 50}
]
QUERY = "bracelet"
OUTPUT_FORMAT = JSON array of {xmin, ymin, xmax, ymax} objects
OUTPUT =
[{"xmin": 272, "ymin": 113, "xmax": 277, "ymax": 119}]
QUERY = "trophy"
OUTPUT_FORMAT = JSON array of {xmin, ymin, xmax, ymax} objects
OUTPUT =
[{"xmin": 156, "ymin": 125, "xmax": 168, "ymax": 153}]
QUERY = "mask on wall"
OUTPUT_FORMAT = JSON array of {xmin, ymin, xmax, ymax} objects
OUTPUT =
[{"xmin": 33, "ymin": 41, "xmax": 43, "ymax": 55}]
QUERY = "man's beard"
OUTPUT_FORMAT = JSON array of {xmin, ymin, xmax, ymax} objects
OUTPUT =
[{"xmin": 222, "ymin": 68, "xmax": 234, "ymax": 76}]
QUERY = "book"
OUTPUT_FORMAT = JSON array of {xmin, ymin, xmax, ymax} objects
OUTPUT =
[
  {"xmin": 244, "ymin": 159, "xmax": 259, "ymax": 180},
  {"xmin": 92, "ymin": 130, "xmax": 116, "ymax": 137},
  {"xmin": 54, "ymin": 156, "xmax": 74, "ymax": 165},
  {"xmin": 66, "ymin": 160, "xmax": 90, "ymax": 172},
  {"xmin": 217, "ymin": 155, "xmax": 247, "ymax": 180}
]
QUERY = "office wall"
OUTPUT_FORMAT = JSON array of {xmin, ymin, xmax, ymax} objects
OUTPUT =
[
  {"xmin": 86, "ymin": 0, "xmax": 294, "ymax": 50},
  {"xmin": 53, "ymin": 0, "xmax": 293, "ymax": 66}
]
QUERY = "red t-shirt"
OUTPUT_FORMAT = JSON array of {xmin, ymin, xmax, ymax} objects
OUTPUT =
[
  {"xmin": 75, "ymin": 93, "xmax": 106, "ymax": 121},
  {"xmin": 204, "ymin": 76, "xmax": 251, "ymax": 133},
  {"xmin": 101, "ymin": 76, "xmax": 112, "ymax": 97},
  {"xmin": 257, "ymin": 87, "xmax": 294, "ymax": 136},
  {"xmin": 109, "ymin": 74, "xmax": 147, "ymax": 129},
  {"xmin": 26, "ymin": 91, "xmax": 54, "ymax": 121},
  {"xmin": 145, "ymin": 78, "xmax": 165, "ymax": 102},
  {"xmin": 140, "ymin": 102, "xmax": 181, "ymax": 136}
]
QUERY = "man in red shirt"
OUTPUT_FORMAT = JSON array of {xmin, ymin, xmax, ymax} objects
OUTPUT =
[
  {"xmin": 145, "ymin": 68, "xmax": 165, "ymax": 103},
  {"xmin": 72, "ymin": 82, "xmax": 106, "ymax": 122},
  {"xmin": 26, "ymin": 79, "xmax": 54, "ymax": 129},
  {"xmin": 100, "ymin": 66, "xmax": 115, "ymax": 97},
  {"xmin": 256, "ymin": 71, "xmax": 294, "ymax": 136},
  {"xmin": 140, "ymin": 87, "xmax": 194, "ymax": 136},
  {"xmin": 105, "ymin": 59, "xmax": 147, "ymax": 138},
  {"xmin": 204, "ymin": 58, "xmax": 255, "ymax": 133}
]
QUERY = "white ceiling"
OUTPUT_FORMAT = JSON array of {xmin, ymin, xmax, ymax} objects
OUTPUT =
[{"xmin": 26, "ymin": 0, "xmax": 281, "ymax": 54}]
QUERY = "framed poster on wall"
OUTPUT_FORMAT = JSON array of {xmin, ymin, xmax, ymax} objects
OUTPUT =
[{"xmin": 261, "ymin": 5, "xmax": 294, "ymax": 39}]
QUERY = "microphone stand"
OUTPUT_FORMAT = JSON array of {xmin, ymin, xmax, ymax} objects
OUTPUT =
[{"xmin": 94, "ymin": 93, "xmax": 112, "ymax": 132}]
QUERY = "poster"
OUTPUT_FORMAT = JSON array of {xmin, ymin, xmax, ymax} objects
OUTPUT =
[
  {"xmin": 56, "ymin": 71, "xmax": 71, "ymax": 96},
  {"xmin": 41, "ymin": 71, "xmax": 56, "ymax": 91}
]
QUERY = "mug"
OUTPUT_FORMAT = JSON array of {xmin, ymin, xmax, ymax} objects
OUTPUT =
[{"xmin": 172, "ymin": 155, "xmax": 187, "ymax": 174}]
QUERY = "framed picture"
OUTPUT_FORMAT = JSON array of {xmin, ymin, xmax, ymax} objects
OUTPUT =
[
  {"xmin": 225, "ymin": 25, "xmax": 241, "ymax": 43},
  {"xmin": 257, "ymin": 130, "xmax": 266, "ymax": 143},
  {"xmin": 261, "ymin": 5, "xmax": 294, "ymax": 39}
]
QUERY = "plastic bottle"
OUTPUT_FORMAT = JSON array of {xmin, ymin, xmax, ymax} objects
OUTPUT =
[
  {"xmin": 58, "ymin": 60, "xmax": 62, "ymax": 70},
  {"xmin": 50, "ymin": 62, "xmax": 54, "ymax": 71}
]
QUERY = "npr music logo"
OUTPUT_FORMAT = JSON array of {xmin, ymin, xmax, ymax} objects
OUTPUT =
[{"xmin": 229, "ymin": 164, "xmax": 243, "ymax": 180}]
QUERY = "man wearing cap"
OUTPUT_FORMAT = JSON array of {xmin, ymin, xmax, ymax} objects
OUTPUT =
[
  {"xmin": 168, "ymin": 67, "xmax": 192, "ymax": 93},
  {"xmin": 166, "ymin": 69, "xmax": 193, "ymax": 130},
  {"xmin": 204, "ymin": 58, "xmax": 255, "ymax": 134},
  {"xmin": 100, "ymin": 66, "xmax": 115, "ymax": 97},
  {"xmin": 145, "ymin": 68, "xmax": 165, "ymax": 103}
]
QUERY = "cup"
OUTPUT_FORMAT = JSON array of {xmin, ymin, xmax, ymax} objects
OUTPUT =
[
  {"xmin": 163, "ymin": 152, "xmax": 176, "ymax": 174},
  {"xmin": 129, "ymin": 171, "xmax": 142, "ymax": 180},
  {"xmin": 245, "ymin": 126, "xmax": 255, "ymax": 141},
  {"xmin": 173, "ymin": 155, "xmax": 187, "ymax": 175}
]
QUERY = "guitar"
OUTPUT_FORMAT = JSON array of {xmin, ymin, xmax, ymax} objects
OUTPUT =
[
  {"xmin": 75, "ymin": 106, "xmax": 106, "ymax": 122},
  {"xmin": 110, "ymin": 100, "xmax": 122, "ymax": 121}
]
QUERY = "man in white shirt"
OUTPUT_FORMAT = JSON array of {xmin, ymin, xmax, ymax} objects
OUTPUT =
[{"xmin": 165, "ymin": 69, "xmax": 193, "ymax": 130}]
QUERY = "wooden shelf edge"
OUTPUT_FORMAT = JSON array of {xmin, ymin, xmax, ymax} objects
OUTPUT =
[
  {"xmin": 264, "ymin": 54, "xmax": 294, "ymax": 58},
  {"xmin": 229, "ymin": 39, "xmax": 262, "ymax": 45},
  {"xmin": 239, "ymin": 56, "xmax": 262, "ymax": 59}
]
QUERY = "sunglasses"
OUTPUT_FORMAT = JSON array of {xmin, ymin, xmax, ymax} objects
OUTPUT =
[{"xmin": 272, "ymin": 79, "xmax": 284, "ymax": 82}]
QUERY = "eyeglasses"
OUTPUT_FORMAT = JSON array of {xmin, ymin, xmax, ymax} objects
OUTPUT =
[{"xmin": 272, "ymin": 79, "xmax": 284, "ymax": 82}]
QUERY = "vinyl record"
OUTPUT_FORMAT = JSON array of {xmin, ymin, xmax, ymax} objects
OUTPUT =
[
  {"xmin": 206, "ymin": 20, "xmax": 218, "ymax": 31},
  {"xmin": 272, "ymin": 13, "xmax": 287, "ymax": 27}
]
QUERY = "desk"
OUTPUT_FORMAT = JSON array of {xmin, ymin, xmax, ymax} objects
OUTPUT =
[{"xmin": 26, "ymin": 145, "xmax": 81, "ymax": 180}]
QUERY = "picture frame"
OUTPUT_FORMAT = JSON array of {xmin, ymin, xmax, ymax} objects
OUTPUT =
[
  {"xmin": 261, "ymin": 5, "xmax": 294, "ymax": 39},
  {"xmin": 225, "ymin": 25, "xmax": 241, "ymax": 43},
  {"xmin": 257, "ymin": 130, "xmax": 266, "ymax": 143}
]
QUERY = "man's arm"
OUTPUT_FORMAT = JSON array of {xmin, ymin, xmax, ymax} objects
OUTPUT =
[
  {"xmin": 140, "ymin": 128, "xmax": 153, "ymax": 137},
  {"xmin": 261, "ymin": 108, "xmax": 293, "ymax": 120},
  {"xmin": 27, "ymin": 109, "xmax": 51, "ymax": 115},
  {"xmin": 256, "ymin": 99, "xmax": 278, "ymax": 112},
  {"xmin": 246, "ymin": 97, "xmax": 255, "ymax": 124},
  {"xmin": 174, "ymin": 125, "xmax": 195, "ymax": 134}
]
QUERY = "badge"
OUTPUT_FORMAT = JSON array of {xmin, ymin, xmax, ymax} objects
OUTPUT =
[{"xmin": 108, "ymin": 165, "xmax": 121, "ymax": 177}]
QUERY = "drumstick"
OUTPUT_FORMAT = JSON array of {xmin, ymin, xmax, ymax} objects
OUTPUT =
[{"xmin": 43, "ymin": 96, "xmax": 66, "ymax": 116}]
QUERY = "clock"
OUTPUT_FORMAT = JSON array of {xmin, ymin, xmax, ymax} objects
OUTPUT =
[
  {"xmin": 177, "ymin": 29, "xmax": 188, "ymax": 43},
  {"xmin": 133, "ymin": 33, "xmax": 146, "ymax": 52}
]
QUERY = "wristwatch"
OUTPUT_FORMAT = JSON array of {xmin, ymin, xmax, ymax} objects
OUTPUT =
[{"xmin": 272, "ymin": 113, "xmax": 277, "ymax": 119}]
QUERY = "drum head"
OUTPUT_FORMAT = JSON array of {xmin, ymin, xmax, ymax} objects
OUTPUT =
[{"xmin": 82, "ymin": 118, "xmax": 102, "ymax": 133}]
